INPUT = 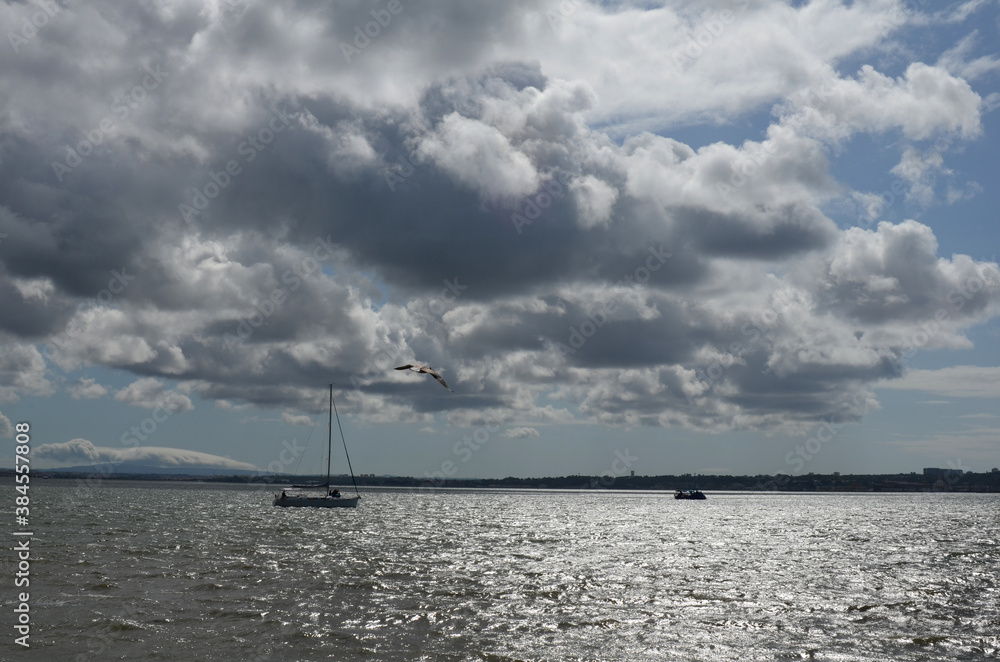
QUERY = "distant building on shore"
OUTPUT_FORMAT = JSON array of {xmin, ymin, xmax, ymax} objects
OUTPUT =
[{"xmin": 924, "ymin": 467, "xmax": 961, "ymax": 477}]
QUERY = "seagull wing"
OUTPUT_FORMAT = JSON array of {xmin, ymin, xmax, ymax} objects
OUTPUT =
[
  {"xmin": 395, "ymin": 363, "xmax": 453, "ymax": 391},
  {"xmin": 424, "ymin": 368, "xmax": 452, "ymax": 391}
]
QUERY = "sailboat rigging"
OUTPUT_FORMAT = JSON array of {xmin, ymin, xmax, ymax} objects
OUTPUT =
[{"xmin": 273, "ymin": 384, "xmax": 360, "ymax": 508}]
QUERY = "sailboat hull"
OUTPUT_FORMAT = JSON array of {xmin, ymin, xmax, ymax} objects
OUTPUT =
[{"xmin": 273, "ymin": 494, "xmax": 360, "ymax": 508}]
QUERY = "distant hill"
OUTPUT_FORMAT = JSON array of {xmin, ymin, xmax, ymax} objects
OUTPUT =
[{"xmin": 40, "ymin": 462, "xmax": 266, "ymax": 477}]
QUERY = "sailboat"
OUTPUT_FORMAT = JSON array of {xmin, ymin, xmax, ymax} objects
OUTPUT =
[{"xmin": 273, "ymin": 384, "xmax": 360, "ymax": 508}]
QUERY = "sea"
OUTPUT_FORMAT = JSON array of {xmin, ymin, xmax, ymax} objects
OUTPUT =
[{"xmin": 3, "ymin": 480, "xmax": 998, "ymax": 661}]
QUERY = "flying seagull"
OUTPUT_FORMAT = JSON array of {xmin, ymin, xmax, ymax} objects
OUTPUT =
[{"xmin": 395, "ymin": 364, "xmax": 453, "ymax": 391}]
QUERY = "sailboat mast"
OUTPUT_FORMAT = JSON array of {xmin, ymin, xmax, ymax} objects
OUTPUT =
[{"xmin": 327, "ymin": 383, "xmax": 333, "ymax": 489}]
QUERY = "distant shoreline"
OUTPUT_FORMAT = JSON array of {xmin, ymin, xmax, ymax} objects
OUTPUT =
[{"xmin": 3, "ymin": 469, "xmax": 998, "ymax": 492}]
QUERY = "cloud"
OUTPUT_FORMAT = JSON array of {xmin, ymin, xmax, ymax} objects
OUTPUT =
[
  {"xmin": 114, "ymin": 378, "xmax": 194, "ymax": 413},
  {"xmin": 815, "ymin": 220, "xmax": 1000, "ymax": 333},
  {"xmin": 570, "ymin": 175, "xmax": 618, "ymax": 230},
  {"xmin": 215, "ymin": 399, "xmax": 252, "ymax": 411},
  {"xmin": 415, "ymin": 112, "xmax": 540, "ymax": 201},
  {"xmin": 0, "ymin": 0, "xmax": 997, "ymax": 441},
  {"xmin": 34, "ymin": 438, "xmax": 257, "ymax": 470},
  {"xmin": 875, "ymin": 366, "xmax": 1000, "ymax": 399},
  {"xmin": 281, "ymin": 412, "xmax": 313, "ymax": 426},
  {"xmin": 778, "ymin": 63, "xmax": 981, "ymax": 143},
  {"xmin": 69, "ymin": 377, "xmax": 108, "ymax": 400},
  {"xmin": 0, "ymin": 411, "xmax": 12, "ymax": 438},
  {"xmin": 502, "ymin": 426, "xmax": 540, "ymax": 439},
  {"xmin": 0, "ymin": 343, "xmax": 53, "ymax": 402},
  {"xmin": 937, "ymin": 30, "xmax": 1000, "ymax": 81}
]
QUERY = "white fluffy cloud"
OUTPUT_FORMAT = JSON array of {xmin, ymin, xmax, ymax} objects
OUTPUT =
[
  {"xmin": 779, "ymin": 63, "xmax": 981, "ymax": 143},
  {"xmin": 416, "ymin": 113, "xmax": 540, "ymax": 201}
]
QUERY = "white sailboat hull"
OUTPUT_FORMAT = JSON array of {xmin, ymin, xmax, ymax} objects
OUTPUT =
[{"xmin": 273, "ymin": 493, "xmax": 360, "ymax": 508}]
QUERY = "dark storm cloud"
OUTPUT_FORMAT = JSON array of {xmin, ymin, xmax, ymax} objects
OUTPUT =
[
  {"xmin": 682, "ymin": 204, "xmax": 836, "ymax": 259},
  {"xmin": 0, "ymin": 278, "xmax": 67, "ymax": 337}
]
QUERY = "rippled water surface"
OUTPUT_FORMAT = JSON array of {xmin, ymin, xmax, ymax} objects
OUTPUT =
[{"xmin": 6, "ymin": 481, "xmax": 1000, "ymax": 661}]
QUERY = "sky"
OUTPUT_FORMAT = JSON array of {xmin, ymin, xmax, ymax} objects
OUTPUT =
[{"xmin": 1, "ymin": 0, "xmax": 999, "ymax": 480}]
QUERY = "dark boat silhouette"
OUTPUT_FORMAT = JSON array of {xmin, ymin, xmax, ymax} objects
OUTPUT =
[{"xmin": 674, "ymin": 489, "xmax": 706, "ymax": 500}]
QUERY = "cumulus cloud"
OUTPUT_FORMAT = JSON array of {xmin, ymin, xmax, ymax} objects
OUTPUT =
[
  {"xmin": 34, "ymin": 438, "xmax": 257, "ymax": 470},
  {"xmin": 69, "ymin": 377, "xmax": 108, "ymax": 400},
  {"xmin": 0, "ymin": 343, "xmax": 53, "ymax": 402},
  {"xmin": 0, "ymin": 411, "xmax": 12, "ymax": 438},
  {"xmin": 415, "ymin": 113, "xmax": 540, "ymax": 201},
  {"xmin": 779, "ymin": 63, "xmax": 981, "ymax": 143}
]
